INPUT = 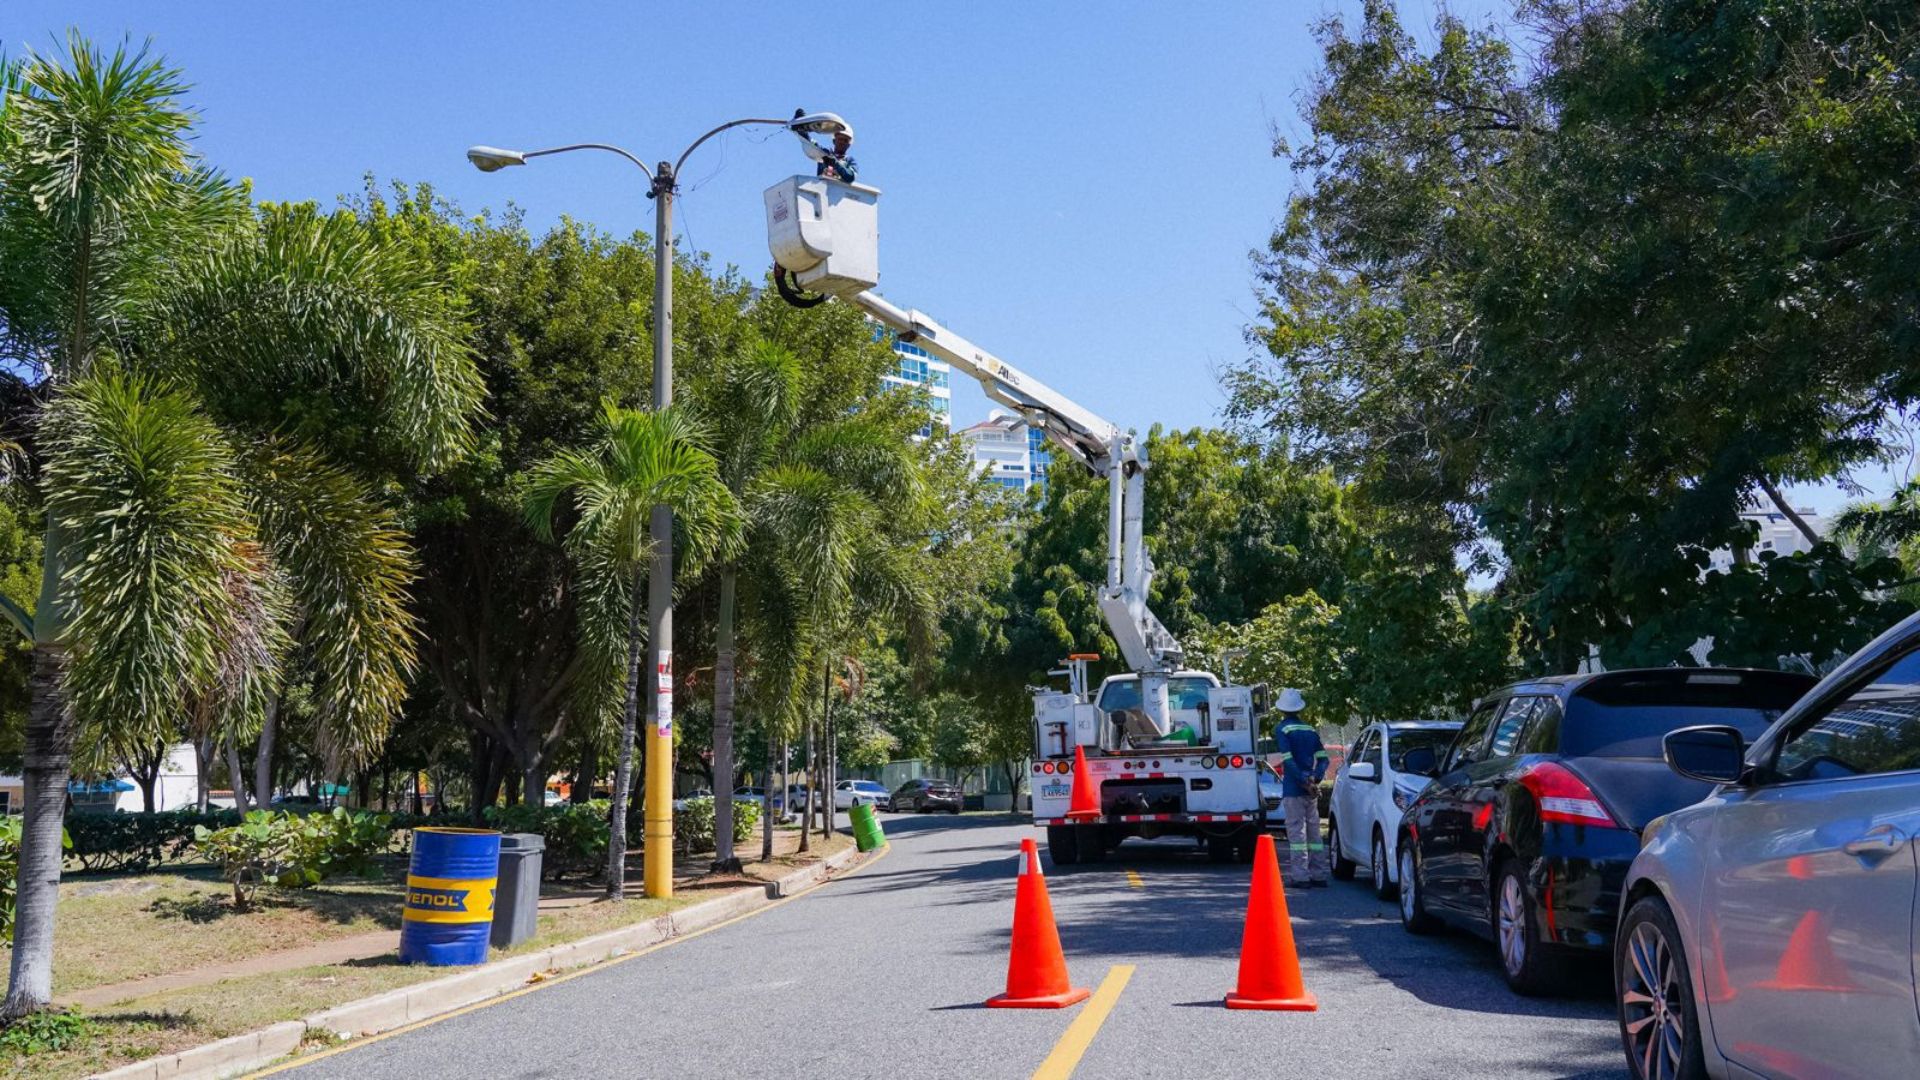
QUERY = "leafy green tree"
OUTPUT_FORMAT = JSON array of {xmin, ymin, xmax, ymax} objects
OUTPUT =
[
  {"xmin": 0, "ymin": 38, "xmax": 478, "ymax": 1016},
  {"xmin": 526, "ymin": 402, "xmax": 738, "ymax": 898}
]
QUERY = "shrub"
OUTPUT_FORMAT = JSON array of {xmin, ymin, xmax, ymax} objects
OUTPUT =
[
  {"xmin": 191, "ymin": 808, "xmax": 394, "ymax": 909},
  {"xmin": 2, "ymin": 816, "xmax": 72, "ymax": 944},
  {"xmin": 0, "ymin": 1009, "xmax": 94, "ymax": 1055},
  {"xmin": 65, "ymin": 809, "xmax": 242, "ymax": 873},
  {"xmin": 483, "ymin": 801, "xmax": 609, "ymax": 881},
  {"xmin": 673, "ymin": 797, "xmax": 759, "ymax": 855}
]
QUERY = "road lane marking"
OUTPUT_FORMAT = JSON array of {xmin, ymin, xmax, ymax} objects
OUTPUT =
[
  {"xmin": 244, "ymin": 842, "xmax": 892, "ymax": 1077},
  {"xmin": 1030, "ymin": 964, "xmax": 1135, "ymax": 1080},
  {"xmin": 1125, "ymin": 870, "xmax": 1143, "ymax": 889}
]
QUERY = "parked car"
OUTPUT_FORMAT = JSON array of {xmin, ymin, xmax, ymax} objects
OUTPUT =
[
  {"xmin": 833, "ymin": 779, "xmax": 891, "ymax": 810},
  {"xmin": 890, "ymin": 778, "xmax": 963, "ymax": 814},
  {"xmin": 732, "ymin": 786, "xmax": 766, "ymax": 806},
  {"xmin": 1396, "ymin": 667, "xmax": 1814, "ymax": 995},
  {"xmin": 670, "ymin": 788, "xmax": 713, "ymax": 812},
  {"xmin": 1327, "ymin": 720, "xmax": 1462, "ymax": 899},
  {"xmin": 1617, "ymin": 615, "xmax": 1920, "ymax": 1080},
  {"xmin": 769, "ymin": 785, "xmax": 812, "ymax": 819},
  {"xmin": 1255, "ymin": 760, "xmax": 1285, "ymax": 816}
]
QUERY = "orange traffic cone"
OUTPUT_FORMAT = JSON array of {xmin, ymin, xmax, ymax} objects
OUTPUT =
[
  {"xmin": 1702, "ymin": 916, "xmax": 1738, "ymax": 1005},
  {"xmin": 1757, "ymin": 909, "xmax": 1857, "ymax": 993},
  {"xmin": 987, "ymin": 838, "xmax": 1091, "ymax": 1009},
  {"xmin": 1225, "ymin": 832, "xmax": 1318, "ymax": 1011},
  {"xmin": 1065, "ymin": 746, "xmax": 1101, "ymax": 823}
]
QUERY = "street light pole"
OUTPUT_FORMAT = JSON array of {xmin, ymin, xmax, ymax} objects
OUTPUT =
[
  {"xmin": 644, "ymin": 159, "xmax": 675, "ymax": 900},
  {"xmin": 468, "ymin": 112, "xmax": 850, "ymax": 902}
]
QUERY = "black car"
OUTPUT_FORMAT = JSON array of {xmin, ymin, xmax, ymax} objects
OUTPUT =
[
  {"xmin": 890, "ymin": 778, "xmax": 963, "ymax": 814},
  {"xmin": 1396, "ymin": 668, "xmax": 1814, "ymax": 994}
]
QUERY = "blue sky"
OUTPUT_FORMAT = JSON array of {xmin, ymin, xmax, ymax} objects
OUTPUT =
[{"xmin": 4, "ymin": 1, "xmax": 1896, "ymax": 514}]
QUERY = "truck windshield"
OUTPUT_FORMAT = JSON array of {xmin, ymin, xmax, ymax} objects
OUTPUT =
[{"xmin": 1098, "ymin": 677, "xmax": 1214, "ymax": 713}]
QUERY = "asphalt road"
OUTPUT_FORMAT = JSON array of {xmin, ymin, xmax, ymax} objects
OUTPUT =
[{"xmin": 272, "ymin": 815, "xmax": 1629, "ymax": 1080}]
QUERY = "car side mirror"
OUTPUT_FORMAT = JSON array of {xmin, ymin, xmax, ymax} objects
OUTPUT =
[
  {"xmin": 1400, "ymin": 747, "xmax": 1438, "ymax": 777},
  {"xmin": 1347, "ymin": 761, "xmax": 1378, "ymax": 782},
  {"xmin": 1664, "ymin": 725, "xmax": 1748, "ymax": 785}
]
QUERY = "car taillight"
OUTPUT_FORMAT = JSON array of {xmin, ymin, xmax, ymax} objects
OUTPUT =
[{"xmin": 1519, "ymin": 761, "xmax": 1617, "ymax": 828}]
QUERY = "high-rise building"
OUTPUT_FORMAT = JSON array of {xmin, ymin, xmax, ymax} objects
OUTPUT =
[
  {"xmin": 959, "ymin": 410, "xmax": 1039, "ymax": 493},
  {"xmin": 877, "ymin": 328, "xmax": 951, "ymax": 438}
]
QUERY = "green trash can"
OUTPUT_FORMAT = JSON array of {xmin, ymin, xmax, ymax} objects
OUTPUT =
[{"xmin": 849, "ymin": 802, "xmax": 887, "ymax": 852}]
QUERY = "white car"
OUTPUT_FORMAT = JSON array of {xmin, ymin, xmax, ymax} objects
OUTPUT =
[
  {"xmin": 833, "ymin": 779, "xmax": 891, "ymax": 810},
  {"xmin": 1326, "ymin": 720, "xmax": 1462, "ymax": 899}
]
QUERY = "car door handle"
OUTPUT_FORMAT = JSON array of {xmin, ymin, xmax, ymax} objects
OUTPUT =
[{"xmin": 1842, "ymin": 824, "xmax": 1907, "ymax": 861}]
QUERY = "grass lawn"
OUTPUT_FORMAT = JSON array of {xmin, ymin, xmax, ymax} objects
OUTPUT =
[
  {"xmin": 49, "ymin": 863, "xmax": 404, "ymax": 996},
  {"xmin": 4, "ymin": 829, "xmax": 850, "ymax": 1079}
]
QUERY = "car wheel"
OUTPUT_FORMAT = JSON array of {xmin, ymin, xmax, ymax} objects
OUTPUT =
[
  {"xmin": 1495, "ymin": 859, "xmax": 1572, "ymax": 996},
  {"xmin": 1328, "ymin": 816, "xmax": 1358, "ymax": 880},
  {"xmin": 1398, "ymin": 845, "xmax": 1440, "ymax": 934},
  {"xmin": 1046, "ymin": 824, "xmax": 1080, "ymax": 867},
  {"xmin": 1371, "ymin": 831, "xmax": 1397, "ymax": 901},
  {"xmin": 948, "ymin": 807, "xmax": 961, "ymax": 815},
  {"xmin": 1617, "ymin": 895, "xmax": 1707, "ymax": 1080}
]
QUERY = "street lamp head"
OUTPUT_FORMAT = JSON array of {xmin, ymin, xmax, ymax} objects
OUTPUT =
[
  {"xmin": 788, "ymin": 112, "xmax": 852, "ymax": 141},
  {"xmin": 466, "ymin": 145, "xmax": 527, "ymax": 172}
]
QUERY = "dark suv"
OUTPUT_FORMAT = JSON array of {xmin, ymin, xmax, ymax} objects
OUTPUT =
[
  {"xmin": 890, "ymin": 778, "xmax": 963, "ymax": 814},
  {"xmin": 1396, "ymin": 668, "xmax": 1813, "ymax": 994}
]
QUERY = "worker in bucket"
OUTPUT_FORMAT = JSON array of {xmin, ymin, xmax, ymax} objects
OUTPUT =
[
  {"xmin": 1275, "ymin": 689, "xmax": 1330, "ymax": 888},
  {"xmin": 794, "ymin": 109, "xmax": 858, "ymax": 183}
]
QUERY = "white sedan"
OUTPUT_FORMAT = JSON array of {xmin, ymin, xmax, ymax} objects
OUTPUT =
[
  {"xmin": 1326, "ymin": 720, "xmax": 1461, "ymax": 899},
  {"xmin": 833, "ymin": 779, "xmax": 891, "ymax": 810}
]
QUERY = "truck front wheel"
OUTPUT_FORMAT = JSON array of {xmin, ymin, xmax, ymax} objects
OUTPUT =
[{"xmin": 1046, "ymin": 825, "xmax": 1080, "ymax": 867}]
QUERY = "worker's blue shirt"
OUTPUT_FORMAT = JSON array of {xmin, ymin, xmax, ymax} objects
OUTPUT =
[{"xmin": 1276, "ymin": 716, "xmax": 1329, "ymax": 798}]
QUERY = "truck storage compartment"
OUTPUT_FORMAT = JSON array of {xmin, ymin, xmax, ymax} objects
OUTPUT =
[{"xmin": 1101, "ymin": 777, "xmax": 1185, "ymax": 817}]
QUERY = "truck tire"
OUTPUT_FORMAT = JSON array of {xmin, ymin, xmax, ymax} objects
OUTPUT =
[
  {"xmin": 1232, "ymin": 825, "xmax": 1258, "ymax": 864},
  {"xmin": 1046, "ymin": 825, "xmax": 1079, "ymax": 867},
  {"xmin": 1206, "ymin": 834, "xmax": 1234, "ymax": 863},
  {"xmin": 1075, "ymin": 824, "xmax": 1106, "ymax": 864}
]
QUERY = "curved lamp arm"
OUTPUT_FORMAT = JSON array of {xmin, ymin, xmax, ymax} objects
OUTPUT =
[{"xmin": 671, "ymin": 117, "xmax": 799, "ymax": 180}]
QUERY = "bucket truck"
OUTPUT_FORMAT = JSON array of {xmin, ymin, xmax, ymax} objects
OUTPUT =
[{"xmin": 765, "ymin": 168, "xmax": 1276, "ymax": 865}]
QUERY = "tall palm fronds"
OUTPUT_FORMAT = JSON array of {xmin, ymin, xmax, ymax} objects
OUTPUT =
[
  {"xmin": 1, "ymin": 35, "xmax": 480, "ymax": 1016},
  {"xmin": 527, "ymin": 400, "xmax": 741, "ymax": 897}
]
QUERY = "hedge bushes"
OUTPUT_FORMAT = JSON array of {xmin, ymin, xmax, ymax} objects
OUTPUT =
[
  {"xmin": 674, "ymin": 797, "xmax": 759, "ymax": 855},
  {"xmin": 483, "ymin": 802, "xmax": 610, "ymax": 881},
  {"xmin": 65, "ymin": 809, "xmax": 242, "ymax": 873}
]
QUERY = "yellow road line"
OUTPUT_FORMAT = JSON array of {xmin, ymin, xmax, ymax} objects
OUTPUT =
[
  {"xmin": 246, "ymin": 843, "xmax": 891, "ymax": 1078},
  {"xmin": 1124, "ymin": 870, "xmax": 1143, "ymax": 889},
  {"xmin": 1030, "ymin": 964, "xmax": 1135, "ymax": 1080}
]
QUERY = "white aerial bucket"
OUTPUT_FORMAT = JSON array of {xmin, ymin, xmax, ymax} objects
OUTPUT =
[{"xmin": 764, "ymin": 175, "xmax": 880, "ymax": 298}]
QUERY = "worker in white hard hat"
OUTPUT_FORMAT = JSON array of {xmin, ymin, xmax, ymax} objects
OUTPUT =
[
  {"xmin": 1275, "ymin": 688, "xmax": 1330, "ymax": 887},
  {"xmin": 796, "ymin": 112, "xmax": 858, "ymax": 184}
]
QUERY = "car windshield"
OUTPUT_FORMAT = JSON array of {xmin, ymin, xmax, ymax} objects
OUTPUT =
[
  {"xmin": 1564, "ymin": 673, "xmax": 1808, "ymax": 757},
  {"xmin": 1098, "ymin": 676, "xmax": 1214, "ymax": 713},
  {"xmin": 1387, "ymin": 729, "xmax": 1458, "ymax": 771}
]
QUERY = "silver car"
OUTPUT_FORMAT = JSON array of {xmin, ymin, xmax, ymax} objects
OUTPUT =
[{"xmin": 1618, "ymin": 611, "xmax": 1920, "ymax": 1080}]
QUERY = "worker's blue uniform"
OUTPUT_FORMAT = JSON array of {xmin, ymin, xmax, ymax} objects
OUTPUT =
[{"xmin": 1276, "ymin": 713, "xmax": 1329, "ymax": 883}]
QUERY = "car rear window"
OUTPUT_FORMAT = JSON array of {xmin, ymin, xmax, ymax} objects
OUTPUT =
[
  {"xmin": 1563, "ymin": 672, "xmax": 1811, "ymax": 758},
  {"xmin": 1388, "ymin": 728, "xmax": 1458, "ymax": 771}
]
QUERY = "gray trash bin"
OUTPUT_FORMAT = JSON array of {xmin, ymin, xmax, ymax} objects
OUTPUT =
[{"xmin": 491, "ymin": 832, "xmax": 544, "ymax": 949}]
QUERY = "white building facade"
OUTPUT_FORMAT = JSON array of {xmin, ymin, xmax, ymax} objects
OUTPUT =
[
  {"xmin": 878, "ymin": 330, "xmax": 951, "ymax": 439},
  {"xmin": 959, "ymin": 411, "xmax": 1038, "ymax": 493},
  {"xmin": 1706, "ymin": 502, "xmax": 1830, "ymax": 573}
]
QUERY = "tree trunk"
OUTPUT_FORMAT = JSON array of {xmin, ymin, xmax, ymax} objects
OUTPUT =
[
  {"xmin": 710, "ymin": 570, "xmax": 740, "ymax": 873},
  {"xmin": 760, "ymin": 733, "xmax": 775, "ymax": 862},
  {"xmin": 225, "ymin": 738, "xmax": 250, "ymax": 811},
  {"xmin": 412, "ymin": 770, "xmax": 424, "ymax": 816},
  {"xmin": 524, "ymin": 757, "xmax": 546, "ymax": 811},
  {"xmin": 606, "ymin": 568, "xmax": 647, "ymax": 900},
  {"xmin": 253, "ymin": 698, "xmax": 278, "ymax": 817},
  {"xmin": 571, "ymin": 741, "xmax": 597, "ymax": 805},
  {"xmin": 3, "ymin": 645, "xmax": 78, "ymax": 1018},
  {"xmin": 1756, "ymin": 474, "xmax": 1822, "ymax": 546},
  {"xmin": 820, "ymin": 664, "xmax": 834, "ymax": 839},
  {"xmin": 194, "ymin": 737, "xmax": 213, "ymax": 813},
  {"xmin": 797, "ymin": 711, "xmax": 814, "ymax": 855}
]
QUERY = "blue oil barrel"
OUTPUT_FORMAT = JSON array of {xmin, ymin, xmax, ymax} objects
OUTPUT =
[{"xmin": 399, "ymin": 828, "xmax": 501, "ymax": 966}]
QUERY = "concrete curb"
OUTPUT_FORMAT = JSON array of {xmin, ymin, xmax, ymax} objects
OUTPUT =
[{"xmin": 91, "ymin": 842, "xmax": 871, "ymax": 1080}]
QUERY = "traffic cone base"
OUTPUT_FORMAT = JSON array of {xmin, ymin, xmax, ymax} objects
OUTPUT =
[
  {"xmin": 1065, "ymin": 745, "xmax": 1101, "ymax": 823},
  {"xmin": 1225, "ymin": 988, "xmax": 1318, "ymax": 1011},
  {"xmin": 1225, "ymin": 833, "xmax": 1319, "ymax": 1012},
  {"xmin": 987, "ymin": 986, "xmax": 1093, "ymax": 1009},
  {"xmin": 987, "ymin": 839, "xmax": 1089, "ymax": 1009}
]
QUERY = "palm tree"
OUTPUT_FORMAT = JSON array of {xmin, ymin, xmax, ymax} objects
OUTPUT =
[
  {"xmin": 694, "ymin": 339, "xmax": 930, "ymax": 867},
  {"xmin": 0, "ymin": 37, "xmax": 480, "ymax": 1017},
  {"xmin": 526, "ymin": 401, "xmax": 740, "ymax": 898}
]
